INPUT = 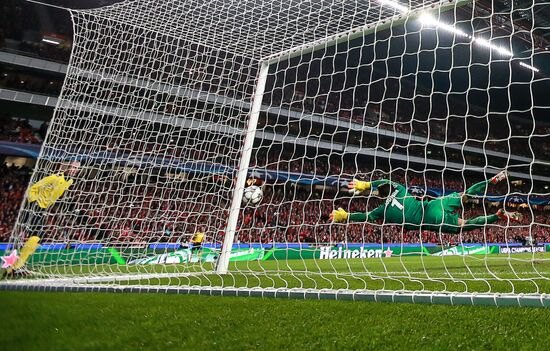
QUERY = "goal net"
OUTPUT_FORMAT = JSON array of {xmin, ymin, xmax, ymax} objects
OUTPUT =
[{"xmin": 3, "ymin": 0, "xmax": 550, "ymax": 306}]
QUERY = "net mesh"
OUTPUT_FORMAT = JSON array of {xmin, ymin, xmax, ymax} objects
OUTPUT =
[{"xmin": 4, "ymin": 0, "xmax": 550, "ymax": 300}]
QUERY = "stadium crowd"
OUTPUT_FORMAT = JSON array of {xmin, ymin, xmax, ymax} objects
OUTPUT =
[
  {"xmin": 0, "ymin": 115, "xmax": 47, "ymax": 144},
  {"xmin": 2, "ymin": 113, "xmax": 540, "ymax": 195},
  {"xmin": 237, "ymin": 185, "xmax": 550, "ymax": 246},
  {"xmin": 251, "ymin": 150, "xmax": 539, "ymax": 194},
  {"xmin": 1, "ymin": 115, "xmax": 548, "ymax": 245},
  {"xmin": 2, "ymin": 0, "xmax": 550, "ymax": 160},
  {"xmin": 0, "ymin": 165, "xmax": 31, "ymax": 242},
  {"xmin": 267, "ymin": 81, "xmax": 550, "ymax": 158},
  {"xmin": 2, "ymin": 161, "xmax": 549, "ymax": 246}
]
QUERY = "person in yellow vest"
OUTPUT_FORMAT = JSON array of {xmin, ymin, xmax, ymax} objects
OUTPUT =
[
  {"xmin": 190, "ymin": 231, "xmax": 205, "ymax": 252},
  {"xmin": 27, "ymin": 173, "xmax": 74, "ymax": 209},
  {"xmin": 27, "ymin": 161, "xmax": 79, "ymax": 209}
]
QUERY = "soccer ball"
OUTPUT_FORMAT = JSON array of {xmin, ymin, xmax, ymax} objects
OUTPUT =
[{"xmin": 242, "ymin": 185, "xmax": 263, "ymax": 206}]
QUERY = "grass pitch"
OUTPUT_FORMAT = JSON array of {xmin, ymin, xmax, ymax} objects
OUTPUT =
[
  {"xmin": 1, "ymin": 291, "xmax": 549, "ymax": 351},
  {"xmin": 3, "ymin": 253, "xmax": 550, "ymax": 350},
  {"xmin": 26, "ymin": 253, "xmax": 550, "ymax": 295}
]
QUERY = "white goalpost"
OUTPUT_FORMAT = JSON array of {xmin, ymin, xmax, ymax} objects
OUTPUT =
[
  {"xmin": 2, "ymin": 0, "xmax": 550, "ymax": 307},
  {"xmin": 216, "ymin": 62, "xmax": 269, "ymax": 275}
]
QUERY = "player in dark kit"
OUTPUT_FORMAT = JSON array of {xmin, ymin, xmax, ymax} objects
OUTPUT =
[{"xmin": 330, "ymin": 170, "xmax": 522, "ymax": 233}]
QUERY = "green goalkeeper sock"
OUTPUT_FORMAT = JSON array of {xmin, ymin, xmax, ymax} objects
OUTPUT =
[
  {"xmin": 464, "ymin": 179, "xmax": 491, "ymax": 197},
  {"xmin": 462, "ymin": 214, "xmax": 499, "ymax": 232}
]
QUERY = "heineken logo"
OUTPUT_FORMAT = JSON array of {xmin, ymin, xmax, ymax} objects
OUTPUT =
[{"xmin": 319, "ymin": 247, "xmax": 393, "ymax": 260}]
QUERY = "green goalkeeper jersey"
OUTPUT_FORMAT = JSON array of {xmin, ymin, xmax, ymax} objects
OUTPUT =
[{"xmin": 349, "ymin": 180, "xmax": 425, "ymax": 229}]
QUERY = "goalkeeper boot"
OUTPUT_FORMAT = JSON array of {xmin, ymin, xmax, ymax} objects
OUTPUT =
[
  {"xmin": 497, "ymin": 209, "xmax": 523, "ymax": 223},
  {"xmin": 491, "ymin": 170, "xmax": 508, "ymax": 184}
]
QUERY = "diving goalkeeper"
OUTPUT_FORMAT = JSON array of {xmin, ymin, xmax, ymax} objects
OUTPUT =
[{"xmin": 330, "ymin": 170, "xmax": 522, "ymax": 233}]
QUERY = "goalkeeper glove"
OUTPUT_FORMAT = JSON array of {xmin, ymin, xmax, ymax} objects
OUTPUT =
[
  {"xmin": 28, "ymin": 173, "xmax": 74, "ymax": 209},
  {"xmin": 330, "ymin": 208, "xmax": 349, "ymax": 223},
  {"xmin": 348, "ymin": 179, "xmax": 371, "ymax": 195}
]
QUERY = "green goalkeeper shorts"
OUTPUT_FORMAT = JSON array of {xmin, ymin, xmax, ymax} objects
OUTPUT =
[{"xmin": 423, "ymin": 192, "xmax": 462, "ymax": 234}]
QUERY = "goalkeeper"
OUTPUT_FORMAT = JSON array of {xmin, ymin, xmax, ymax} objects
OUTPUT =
[{"xmin": 330, "ymin": 170, "xmax": 522, "ymax": 233}]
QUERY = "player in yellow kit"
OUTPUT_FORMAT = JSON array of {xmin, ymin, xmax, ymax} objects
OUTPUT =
[
  {"xmin": 27, "ymin": 173, "xmax": 74, "ymax": 209},
  {"xmin": 190, "ymin": 232, "xmax": 205, "ymax": 252},
  {"xmin": 27, "ymin": 161, "xmax": 79, "ymax": 208}
]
